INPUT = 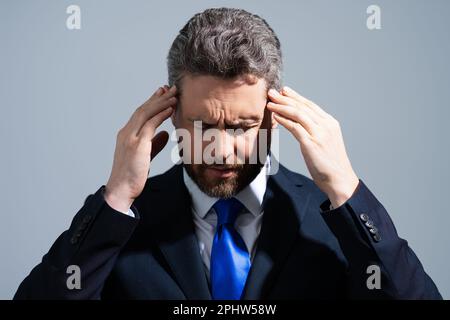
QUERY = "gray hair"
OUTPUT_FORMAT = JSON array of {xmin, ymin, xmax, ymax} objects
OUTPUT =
[{"xmin": 166, "ymin": 7, "xmax": 283, "ymax": 96}]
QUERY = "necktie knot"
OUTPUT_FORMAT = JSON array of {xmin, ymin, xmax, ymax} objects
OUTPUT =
[{"xmin": 213, "ymin": 198, "xmax": 244, "ymax": 227}]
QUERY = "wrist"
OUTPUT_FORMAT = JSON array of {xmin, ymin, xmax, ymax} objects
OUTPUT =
[
  {"xmin": 103, "ymin": 186, "xmax": 133, "ymax": 214},
  {"xmin": 327, "ymin": 175, "xmax": 359, "ymax": 209}
]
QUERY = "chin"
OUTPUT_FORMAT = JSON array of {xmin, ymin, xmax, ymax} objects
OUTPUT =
[{"xmin": 184, "ymin": 163, "xmax": 261, "ymax": 198}]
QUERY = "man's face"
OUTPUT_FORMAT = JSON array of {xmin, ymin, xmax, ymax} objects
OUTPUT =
[{"xmin": 172, "ymin": 74, "xmax": 274, "ymax": 198}]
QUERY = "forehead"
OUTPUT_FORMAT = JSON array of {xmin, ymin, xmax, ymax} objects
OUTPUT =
[{"xmin": 179, "ymin": 74, "xmax": 267, "ymax": 119}]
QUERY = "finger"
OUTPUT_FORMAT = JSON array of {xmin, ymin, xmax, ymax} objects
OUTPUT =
[
  {"xmin": 267, "ymin": 100, "xmax": 321, "ymax": 124},
  {"xmin": 269, "ymin": 90, "xmax": 322, "ymax": 123},
  {"xmin": 273, "ymin": 113, "xmax": 311, "ymax": 144},
  {"xmin": 145, "ymin": 86, "xmax": 166, "ymax": 105},
  {"xmin": 162, "ymin": 85, "xmax": 178, "ymax": 112},
  {"xmin": 150, "ymin": 131, "xmax": 169, "ymax": 160},
  {"xmin": 281, "ymin": 86, "xmax": 329, "ymax": 118},
  {"xmin": 152, "ymin": 86, "xmax": 165, "ymax": 98},
  {"xmin": 138, "ymin": 107, "xmax": 173, "ymax": 139},
  {"xmin": 267, "ymin": 88, "xmax": 297, "ymax": 107},
  {"xmin": 131, "ymin": 87, "xmax": 177, "ymax": 134},
  {"xmin": 143, "ymin": 85, "xmax": 178, "ymax": 116},
  {"xmin": 267, "ymin": 88, "xmax": 323, "ymax": 123},
  {"xmin": 161, "ymin": 84, "xmax": 177, "ymax": 97},
  {"xmin": 267, "ymin": 102, "xmax": 317, "ymax": 135}
]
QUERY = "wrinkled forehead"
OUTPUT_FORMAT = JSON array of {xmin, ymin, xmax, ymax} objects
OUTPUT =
[{"xmin": 178, "ymin": 74, "xmax": 268, "ymax": 121}]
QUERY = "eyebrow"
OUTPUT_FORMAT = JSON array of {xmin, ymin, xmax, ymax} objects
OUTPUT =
[{"xmin": 188, "ymin": 117, "xmax": 262, "ymax": 126}]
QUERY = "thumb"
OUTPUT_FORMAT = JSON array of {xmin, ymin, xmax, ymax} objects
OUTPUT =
[{"xmin": 150, "ymin": 131, "xmax": 169, "ymax": 160}]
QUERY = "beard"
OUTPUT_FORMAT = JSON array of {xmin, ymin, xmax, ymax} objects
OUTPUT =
[{"xmin": 183, "ymin": 162, "xmax": 263, "ymax": 199}]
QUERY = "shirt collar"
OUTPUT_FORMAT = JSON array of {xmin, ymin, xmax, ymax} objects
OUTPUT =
[{"xmin": 183, "ymin": 155, "xmax": 271, "ymax": 219}]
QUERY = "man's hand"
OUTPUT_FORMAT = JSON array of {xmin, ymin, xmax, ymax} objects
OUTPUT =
[
  {"xmin": 267, "ymin": 86, "xmax": 359, "ymax": 208},
  {"xmin": 104, "ymin": 85, "xmax": 177, "ymax": 213}
]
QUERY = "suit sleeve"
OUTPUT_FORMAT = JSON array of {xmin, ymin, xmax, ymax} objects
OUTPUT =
[
  {"xmin": 13, "ymin": 186, "xmax": 140, "ymax": 300},
  {"xmin": 320, "ymin": 180, "xmax": 442, "ymax": 299}
]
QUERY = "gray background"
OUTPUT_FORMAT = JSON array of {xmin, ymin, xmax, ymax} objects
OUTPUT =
[{"xmin": 1, "ymin": 0, "xmax": 449, "ymax": 299}]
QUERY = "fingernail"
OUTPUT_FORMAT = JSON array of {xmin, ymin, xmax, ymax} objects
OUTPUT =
[
  {"xmin": 269, "ymin": 88, "xmax": 278, "ymax": 95},
  {"xmin": 170, "ymin": 85, "xmax": 177, "ymax": 91}
]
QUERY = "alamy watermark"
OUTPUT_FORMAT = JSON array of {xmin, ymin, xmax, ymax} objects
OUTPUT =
[
  {"xmin": 66, "ymin": 5, "xmax": 81, "ymax": 30},
  {"xmin": 66, "ymin": 265, "xmax": 81, "ymax": 290},
  {"xmin": 366, "ymin": 264, "xmax": 381, "ymax": 290},
  {"xmin": 367, "ymin": 5, "xmax": 381, "ymax": 30}
]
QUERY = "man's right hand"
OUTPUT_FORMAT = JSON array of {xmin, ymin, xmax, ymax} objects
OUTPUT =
[{"xmin": 104, "ymin": 85, "xmax": 177, "ymax": 213}]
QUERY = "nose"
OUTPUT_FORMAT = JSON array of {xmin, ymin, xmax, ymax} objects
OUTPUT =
[{"xmin": 213, "ymin": 129, "xmax": 235, "ymax": 165}]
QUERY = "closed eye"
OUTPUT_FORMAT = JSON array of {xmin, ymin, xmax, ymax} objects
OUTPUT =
[{"xmin": 192, "ymin": 121, "xmax": 215, "ymax": 130}]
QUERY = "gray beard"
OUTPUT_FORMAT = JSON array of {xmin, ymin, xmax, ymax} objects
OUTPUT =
[{"xmin": 183, "ymin": 163, "xmax": 263, "ymax": 199}]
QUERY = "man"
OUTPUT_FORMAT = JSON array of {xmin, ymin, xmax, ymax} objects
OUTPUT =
[{"xmin": 15, "ymin": 7, "xmax": 441, "ymax": 300}]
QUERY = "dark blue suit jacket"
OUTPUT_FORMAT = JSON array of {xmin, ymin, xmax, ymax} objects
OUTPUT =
[{"xmin": 14, "ymin": 163, "xmax": 442, "ymax": 299}]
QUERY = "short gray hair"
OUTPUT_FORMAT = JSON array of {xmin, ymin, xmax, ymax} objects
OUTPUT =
[{"xmin": 167, "ymin": 7, "xmax": 283, "ymax": 95}]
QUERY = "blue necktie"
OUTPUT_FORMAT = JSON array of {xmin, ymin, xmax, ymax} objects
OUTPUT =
[{"xmin": 210, "ymin": 198, "xmax": 251, "ymax": 300}]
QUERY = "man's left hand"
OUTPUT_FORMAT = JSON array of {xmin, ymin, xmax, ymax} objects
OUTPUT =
[{"xmin": 267, "ymin": 86, "xmax": 359, "ymax": 209}]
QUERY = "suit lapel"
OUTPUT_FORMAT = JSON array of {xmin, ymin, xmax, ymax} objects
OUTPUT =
[
  {"xmin": 242, "ymin": 165, "xmax": 310, "ymax": 299},
  {"xmin": 145, "ymin": 165, "xmax": 211, "ymax": 300}
]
